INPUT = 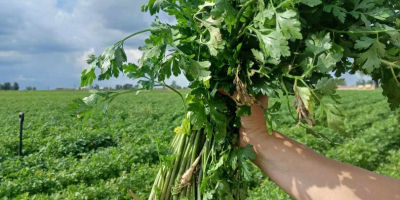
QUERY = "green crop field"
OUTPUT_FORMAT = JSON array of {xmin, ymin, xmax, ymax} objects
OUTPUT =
[{"xmin": 0, "ymin": 90, "xmax": 399, "ymax": 200}]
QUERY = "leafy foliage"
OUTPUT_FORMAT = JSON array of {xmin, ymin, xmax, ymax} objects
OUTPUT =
[
  {"xmin": 0, "ymin": 90, "xmax": 399, "ymax": 199},
  {"xmin": 75, "ymin": 0, "xmax": 400, "ymax": 199}
]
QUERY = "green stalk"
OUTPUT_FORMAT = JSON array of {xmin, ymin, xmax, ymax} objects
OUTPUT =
[
  {"xmin": 149, "ymin": 169, "xmax": 162, "ymax": 199},
  {"xmin": 160, "ymin": 135, "xmax": 186, "ymax": 200},
  {"xmin": 120, "ymin": 29, "xmax": 151, "ymax": 43},
  {"xmin": 166, "ymin": 133, "xmax": 194, "ymax": 200},
  {"xmin": 381, "ymin": 59, "xmax": 400, "ymax": 69},
  {"xmin": 326, "ymin": 28, "xmax": 400, "ymax": 34},
  {"xmin": 229, "ymin": 0, "xmax": 257, "ymax": 47},
  {"xmin": 163, "ymin": 82, "xmax": 187, "ymax": 112},
  {"xmin": 234, "ymin": 0, "xmax": 257, "ymax": 31},
  {"xmin": 173, "ymin": 134, "xmax": 194, "ymax": 199},
  {"xmin": 197, "ymin": 168, "xmax": 203, "ymax": 200},
  {"xmin": 160, "ymin": 169, "xmax": 172, "ymax": 200}
]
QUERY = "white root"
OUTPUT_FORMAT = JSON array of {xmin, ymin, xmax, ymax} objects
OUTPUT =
[{"xmin": 179, "ymin": 153, "xmax": 202, "ymax": 187}]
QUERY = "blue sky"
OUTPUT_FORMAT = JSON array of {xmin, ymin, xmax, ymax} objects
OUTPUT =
[{"xmin": 0, "ymin": 0, "xmax": 366, "ymax": 90}]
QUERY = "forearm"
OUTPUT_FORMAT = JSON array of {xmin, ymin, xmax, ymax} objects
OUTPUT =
[{"xmin": 249, "ymin": 131, "xmax": 400, "ymax": 200}]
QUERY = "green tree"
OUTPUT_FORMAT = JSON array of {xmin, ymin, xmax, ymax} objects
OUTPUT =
[
  {"xmin": 122, "ymin": 84, "xmax": 133, "ymax": 90},
  {"xmin": 3, "ymin": 82, "xmax": 11, "ymax": 90},
  {"xmin": 12, "ymin": 82, "xmax": 19, "ymax": 90},
  {"xmin": 170, "ymin": 81, "xmax": 181, "ymax": 89}
]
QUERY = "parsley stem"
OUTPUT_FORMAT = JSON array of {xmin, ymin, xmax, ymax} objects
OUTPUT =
[
  {"xmin": 383, "ymin": 60, "xmax": 400, "ymax": 85},
  {"xmin": 380, "ymin": 59, "xmax": 400, "ymax": 70},
  {"xmin": 280, "ymin": 76, "xmax": 298, "ymax": 122},
  {"xmin": 234, "ymin": 0, "xmax": 257, "ymax": 31},
  {"xmin": 283, "ymin": 74, "xmax": 302, "ymax": 79},
  {"xmin": 120, "ymin": 29, "xmax": 151, "ymax": 43},
  {"xmin": 299, "ymin": 79, "xmax": 323, "ymax": 103},
  {"xmin": 325, "ymin": 28, "xmax": 400, "ymax": 34},
  {"xmin": 163, "ymin": 81, "xmax": 188, "ymax": 112}
]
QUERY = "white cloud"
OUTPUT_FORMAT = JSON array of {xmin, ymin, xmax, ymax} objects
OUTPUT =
[
  {"xmin": 0, "ymin": 51, "xmax": 23, "ymax": 58},
  {"xmin": 125, "ymin": 48, "xmax": 143, "ymax": 64},
  {"xmin": 17, "ymin": 75, "xmax": 36, "ymax": 82},
  {"xmin": 76, "ymin": 48, "xmax": 95, "ymax": 69}
]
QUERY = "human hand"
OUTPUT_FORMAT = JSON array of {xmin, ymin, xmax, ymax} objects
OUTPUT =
[{"xmin": 219, "ymin": 90, "xmax": 269, "ymax": 147}]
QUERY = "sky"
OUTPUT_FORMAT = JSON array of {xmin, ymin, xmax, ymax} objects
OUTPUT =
[{"xmin": 0, "ymin": 0, "xmax": 368, "ymax": 90}]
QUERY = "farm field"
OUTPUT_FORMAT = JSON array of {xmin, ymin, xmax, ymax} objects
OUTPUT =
[{"xmin": 0, "ymin": 90, "xmax": 399, "ymax": 199}]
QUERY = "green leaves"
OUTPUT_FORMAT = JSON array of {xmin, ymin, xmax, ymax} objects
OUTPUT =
[
  {"xmin": 81, "ymin": 45, "xmax": 127, "ymax": 87},
  {"xmin": 81, "ymin": 66, "xmax": 96, "ymax": 88},
  {"xmin": 76, "ymin": 0, "xmax": 400, "ymax": 198},
  {"xmin": 323, "ymin": 4, "xmax": 347, "ymax": 23},
  {"xmin": 250, "ymin": 77, "xmax": 279, "ymax": 97},
  {"xmin": 296, "ymin": 86, "xmax": 313, "ymax": 111},
  {"xmin": 301, "ymin": 0, "xmax": 322, "ymax": 7},
  {"xmin": 315, "ymin": 77, "xmax": 344, "ymax": 97},
  {"xmin": 188, "ymin": 60, "xmax": 212, "ymax": 82},
  {"xmin": 354, "ymin": 36, "xmax": 376, "ymax": 50},
  {"xmin": 253, "ymin": 29, "xmax": 290, "ymax": 59},
  {"xmin": 201, "ymin": 17, "xmax": 225, "ymax": 56},
  {"xmin": 305, "ymin": 32, "xmax": 332, "ymax": 54},
  {"xmin": 355, "ymin": 37, "xmax": 386, "ymax": 73},
  {"xmin": 304, "ymin": 32, "xmax": 343, "ymax": 73},
  {"xmin": 237, "ymin": 145, "xmax": 256, "ymax": 181},
  {"xmin": 142, "ymin": 0, "xmax": 169, "ymax": 15},
  {"xmin": 210, "ymin": 0, "xmax": 238, "ymax": 32},
  {"xmin": 381, "ymin": 69, "xmax": 400, "ymax": 111},
  {"xmin": 264, "ymin": 101, "xmax": 281, "ymax": 132},
  {"xmin": 188, "ymin": 101, "xmax": 207, "ymax": 130},
  {"xmin": 276, "ymin": 10, "xmax": 303, "ymax": 39},
  {"xmin": 98, "ymin": 45, "xmax": 127, "ymax": 80},
  {"xmin": 316, "ymin": 103, "xmax": 347, "ymax": 135}
]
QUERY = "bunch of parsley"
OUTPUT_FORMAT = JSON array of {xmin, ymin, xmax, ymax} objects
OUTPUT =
[{"xmin": 73, "ymin": 0, "xmax": 400, "ymax": 199}]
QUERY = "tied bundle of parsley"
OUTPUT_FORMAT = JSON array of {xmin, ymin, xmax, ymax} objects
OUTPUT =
[{"xmin": 73, "ymin": 0, "xmax": 400, "ymax": 199}]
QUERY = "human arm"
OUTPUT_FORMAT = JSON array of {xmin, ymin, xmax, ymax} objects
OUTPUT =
[{"xmin": 228, "ymin": 93, "xmax": 400, "ymax": 200}]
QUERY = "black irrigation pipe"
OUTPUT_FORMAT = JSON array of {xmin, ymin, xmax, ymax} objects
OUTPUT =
[{"xmin": 19, "ymin": 112, "xmax": 24, "ymax": 156}]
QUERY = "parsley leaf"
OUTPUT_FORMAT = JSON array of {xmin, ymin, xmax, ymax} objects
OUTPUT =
[
  {"xmin": 188, "ymin": 101, "xmax": 207, "ymax": 130},
  {"xmin": 301, "ymin": 0, "xmax": 322, "ymax": 7},
  {"xmin": 211, "ymin": 0, "xmax": 238, "ymax": 33},
  {"xmin": 305, "ymin": 32, "xmax": 332, "ymax": 55},
  {"xmin": 316, "ymin": 103, "xmax": 347, "ymax": 135},
  {"xmin": 253, "ymin": 30, "xmax": 290, "ymax": 59},
  {"xmin": 188, "ymin": 59, "xmax": 212, "ymax": 82},
  {"xmin": 201, "ymin": 17, "xmax": 224, "ymax": 56},
  {"xmin": 355, "ymin": 38, "xmax": 386, "ymax": 73},
  {"xmin": 81, "ymin": 55, "xmax": 97, "ymax": 87},
  {"xmin": 296, "ymin": 86, "xmax": 313, "ymax": 111},
  {"xmin": 354, "ymin": 36, "xmax": 376, "ymax": 50},
  {"xmin": 264, "ymin": 101, "xmax": 281, "ymax": 132},
  {"xmin": 238, "ymin": 145, "xmax": 256, "ymax": 181},
  {"xmin": 381, "ymin": 70, "xmax": 400, "ymax": 111},
  {"xmin": 276, "ymin": 10, "xmax": 303, "ymax": 39},
  {"xmin": 323, "ymin": 5, "xmax": 347, "ymax": 23},
  {"xmin": 315, "ymin": 77, "xmax": 344, "ymax": 96},
  {"xmin": 316, "ymin": 51, "xmax": 343, "ymax": 73}
]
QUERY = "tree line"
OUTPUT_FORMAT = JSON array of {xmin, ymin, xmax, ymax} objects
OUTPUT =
[
  {"xmin": 94, "ymin": 81, "xmax": 184, "ymax": 90},
  {"xmin": 0, "ymin": 82, "xmax": 19, "ymax": 90}
]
